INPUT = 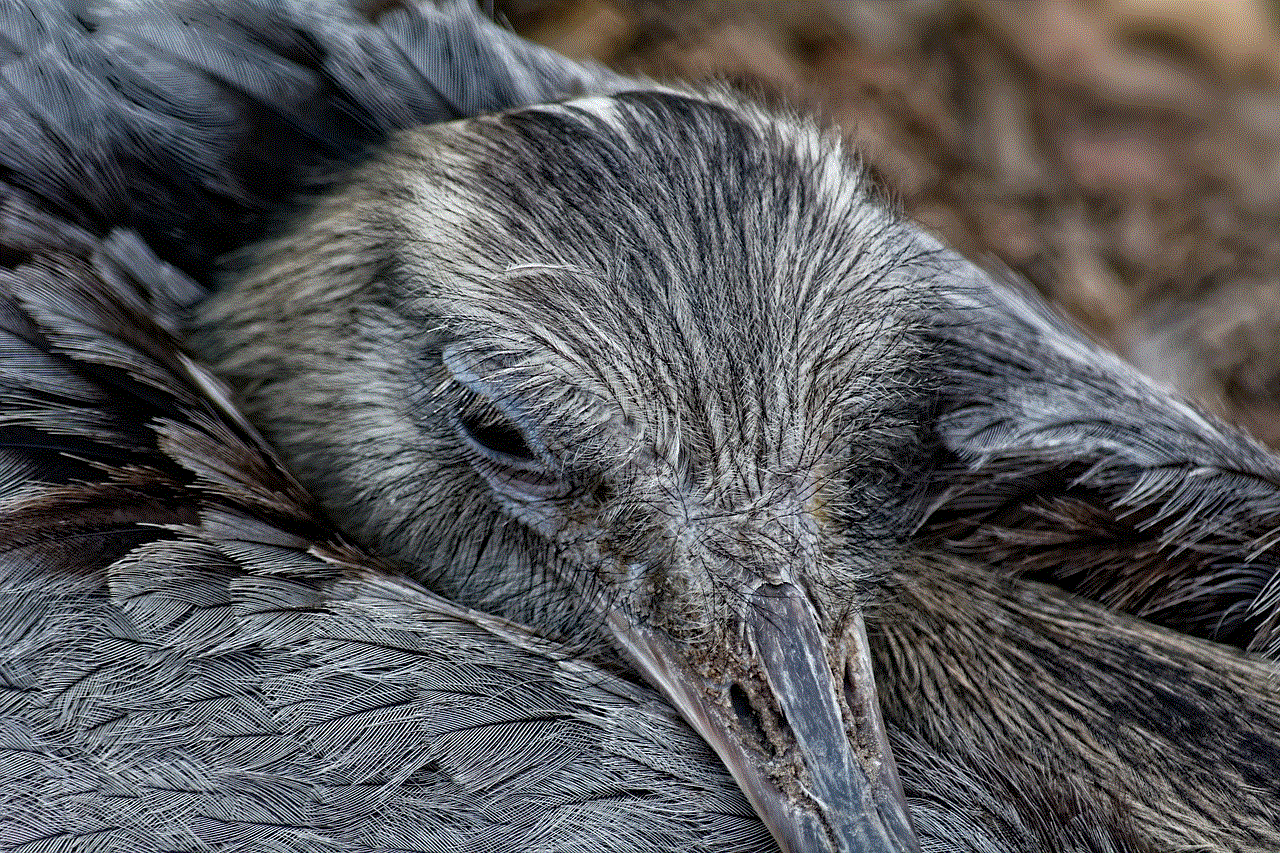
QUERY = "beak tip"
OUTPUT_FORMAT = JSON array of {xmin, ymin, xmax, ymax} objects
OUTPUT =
[{"xmin": 609, "ymin": 589, "xmax": 922, "ymax": 853}]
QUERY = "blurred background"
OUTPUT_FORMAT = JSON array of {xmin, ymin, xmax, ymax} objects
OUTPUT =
[{"xmin": 497, "ymin": 0, "xmax": 1280, "ymax": 444}]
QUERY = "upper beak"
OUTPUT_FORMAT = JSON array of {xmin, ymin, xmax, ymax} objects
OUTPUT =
[{"xmin": 608, "ymin": 581, "xmax": 919, "ymax": 853}]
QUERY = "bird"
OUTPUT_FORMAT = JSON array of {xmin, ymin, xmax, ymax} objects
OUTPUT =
[
  {"xmin": 0, "ymin": 184, "xmax": 774, "ymax": 853},
  {"xmin": 2, "ymin": 1, "xmax": 1280, "ymax": 852},
  {"xmin": 3, "ymin": 173, "xmax": 1218, "ymax": 853}
]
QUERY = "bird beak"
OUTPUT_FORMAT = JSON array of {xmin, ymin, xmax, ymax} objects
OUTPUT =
[{"xmin": 607, "ymin": 581, "xmax": 919, "ymax": 853}]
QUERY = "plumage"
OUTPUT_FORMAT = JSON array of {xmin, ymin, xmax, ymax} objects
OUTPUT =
[
  {"xmin": 922, "ymin": 268, "xmax": 1280, "ymax": 654},
  {"xmin": 0, "ymin": 0, "xmax": 616, "ymax": 275},
  {"xmin": 1, "ymin": 2, "xmax": 1279, "ymax": 852},
  {"xmin": 0, "ymin": 183, "xmax": 773, "ymax": 853},
  {"xmin": 9, "ymin": 182, "xmax": 1278, "ymax": 852}
]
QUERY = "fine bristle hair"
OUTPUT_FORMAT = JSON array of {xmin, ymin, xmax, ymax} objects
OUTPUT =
[{"xmin": 192, "ymin": 87, "xmax": 947, "ymax": 651}]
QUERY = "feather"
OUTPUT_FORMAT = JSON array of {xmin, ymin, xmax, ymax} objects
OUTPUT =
[
  {"xmin": 0, "ymin": 180, "xmax": 771, "ymax": 852},
  {"xmin": 925, "ymin": 263, "xmax": 1280, "ymax": 654},
  {"xmin": 2, "ymin": 2, "xmax": 1280, "ymax": 851},
  {"xmin": 0, "ymin": 0, "xmax": 618, "ymax": 276}
]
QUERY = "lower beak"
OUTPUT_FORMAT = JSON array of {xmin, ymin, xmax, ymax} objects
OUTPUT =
[{"xmin": 608, "ymin": 581, "xmax": 919, "ymax": 853}]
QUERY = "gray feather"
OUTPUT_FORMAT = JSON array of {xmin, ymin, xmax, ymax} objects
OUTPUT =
[
  {"xmin": 0, "ymin": 0, "xmax": 618, "ymax": 276},
  {"xmin": 0, "ymin": 185, "xmax": 771, "ymax": 853},
  {"xmin": 925, "ymin": 261, "xmax": 1280, "ymax": 653},
  {"xmin": 3, "ymin": 2, "xmax": 1280, "ymax": 851}
]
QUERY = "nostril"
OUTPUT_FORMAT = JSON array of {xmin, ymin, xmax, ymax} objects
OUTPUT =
[{"xmin": 729, "ymin": 682, "xmax": 774, "ymax": 756}]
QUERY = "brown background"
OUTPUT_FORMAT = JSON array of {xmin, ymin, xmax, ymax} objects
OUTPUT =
[{"xmin": 498, "ymin": 0, "xmax": 1280, "ymax": 444}]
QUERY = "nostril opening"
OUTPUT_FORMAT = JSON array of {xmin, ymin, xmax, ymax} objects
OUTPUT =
[{"xmin": 729, "ymin": 682, "xmax": 773, "ymax": 755}]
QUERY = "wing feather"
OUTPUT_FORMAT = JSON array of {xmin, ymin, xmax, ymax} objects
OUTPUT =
[
  {"xmin": 0, "ymin": 0, "xmax": 619, "ymax": 275},
  {"xmin": 926, "ymin": 260, "xmax": 1280, "ymax": 653}
]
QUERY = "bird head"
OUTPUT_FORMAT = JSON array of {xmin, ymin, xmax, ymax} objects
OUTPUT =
[{"xmin": 196, "ymin": 88, "xmax": 946, "ymax": 853}]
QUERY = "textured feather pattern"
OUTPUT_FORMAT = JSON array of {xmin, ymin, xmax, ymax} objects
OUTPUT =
[
  {"xmin": 925, "ymin": 260, "xmax": 1280, "ymax": 654},
  {"xmin": 0, "ymin": 182, "xmax": 1246, "ymax": 853},
  {"xmin": 0, "ymin": 184, "xmax": 773, "ymax": 852},
  {"xmin": 0, "ymin": 0, "xmax": 616, "ymax": 276}
]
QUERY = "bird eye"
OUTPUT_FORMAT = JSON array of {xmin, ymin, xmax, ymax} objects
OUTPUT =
[
  {"xmin": 456, "ymin": 407, "xmax": 536, "ymax": 463},
  {"xmin": 451, "ymin": 396, "xmax": 567, "ymax": 502},
  {"xmin": 442, "ymin": 346, "xmax": 568, "ymax": 504}
]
